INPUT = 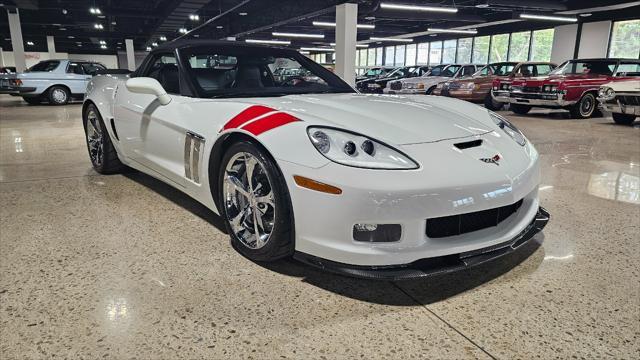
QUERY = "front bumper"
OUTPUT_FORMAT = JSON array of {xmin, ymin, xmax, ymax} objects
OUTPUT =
[
  {"xmin": 492, "ymin": 90, "xmax": 510, "ymax": 103},
  {"xmin": 295, "ymin": 207, "xmax": 549, "ymax": 280},
  {"xmin": 383, "ymin": 88, "xmax": 424, "ymax": 95},
  {"xmin": 599, "ymin": 99, "xmax": 640, "ymax": 116},
  {"xmin": 508, "ymin": 91, "xmax": 576, "ymax": 107},
  {"xmin": 447, "ymin": 89, "xmax": 486, "ymax": 102}
]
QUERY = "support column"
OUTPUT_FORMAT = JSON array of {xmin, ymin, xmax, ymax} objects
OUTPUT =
[
  {"xmin": 7, "ymin": 9, "xmax": 26, "ymax": 72},
  {"xmin": 334, "ymin": 3, "xmax": 357, "ymax": 86},
  {"xmin": 125, "ymin": 39, "xmax": 136, "ymax": 71},
  {"xmin": 47, "ymin": 36, "xmax": 56, "ymax": 58},
  {"xmin": 0, "ymin": 47, "xmax": 5, "ymax": 67}
]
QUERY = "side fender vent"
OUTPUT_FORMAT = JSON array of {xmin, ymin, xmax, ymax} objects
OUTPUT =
[
  {"xmin": 454, "ymin": 139, "xmax": 482, "ymax": 150},
  {"xmin": 184, "ymin": 131, "xmax": 205, "ymax": 183}
]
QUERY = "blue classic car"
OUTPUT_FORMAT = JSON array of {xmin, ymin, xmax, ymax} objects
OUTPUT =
[{"xmin": 1, "ymin": 59, "xmax": 107, "ymax": 105}]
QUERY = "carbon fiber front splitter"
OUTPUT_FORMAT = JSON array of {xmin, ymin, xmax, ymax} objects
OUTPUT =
[{"xmin": 293, "ymin": 207, "xmax": 550, "ymax": 281}]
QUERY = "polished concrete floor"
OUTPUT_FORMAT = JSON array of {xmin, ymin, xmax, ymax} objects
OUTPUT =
[{"xmin": 1, "ymin": 94, "xmax": 638, "ymax": 359}]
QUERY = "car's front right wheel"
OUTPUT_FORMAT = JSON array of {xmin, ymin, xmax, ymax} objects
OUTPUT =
[
  {"xmin": 83, "ymin": 104, "xmax": 124, "ymax": 174},
  {"xmin": 219, "ymin": 141, "xmax": 294, "ymax": 262},
  {"xmin": 612, "ymin": 113, "xmax": 637, "ymax": 125}
]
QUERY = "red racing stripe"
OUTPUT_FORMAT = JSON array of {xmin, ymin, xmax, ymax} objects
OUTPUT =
[
  {"xmin": 241, "ymin": 112, "xmax": 300, "ymax": 136},
  {"xmin": 222, "ymin": 105, "xmax": 275, "ymax": 131}
]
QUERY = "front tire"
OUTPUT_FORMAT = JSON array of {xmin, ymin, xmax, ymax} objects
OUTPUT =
[
  {"xmin": 569, "ymin": 92, "xmax": 596, "ymax": 119},
  {"xmin": 219, "ymin": 141, "xmax": 294, "ymax": 262},
  {"xmin": 510, "ymin": 104, "xmax": 531, "ymax": 115},
  {"xmin": 83, "ymin": 104, "xmax": 124, "ymax": 174},
  {"xmin": 48, "ymin": 86, "xmax": 70, "ymax": 105},
  {"xmin": 426, "ymin": 86, "xmax": 436, "ymax": 95},
  {"xmin": 612, "ymin": 113, "xmax": 637, "ymax": 125},
  {"xmin": 484, "ymin": 93, "xmax": 503, "ymax": 111}
]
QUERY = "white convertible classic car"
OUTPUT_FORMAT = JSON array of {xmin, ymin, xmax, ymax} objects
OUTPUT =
[
  {"xmin": 83, "ymin": 40, "xmax": 548, "ymax": 279},
  {"xmin": 384, "ymin": 64, "xmax": 478, "ymax": 95},
  {"xmin": 598, "ymin": 79, "xmax": 640, "ymax": 125}
]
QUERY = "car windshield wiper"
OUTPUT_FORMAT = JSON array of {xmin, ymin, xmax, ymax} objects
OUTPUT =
[{"xmin": 210, "ymin": 92, "xmax": 289, "ymax": 99}]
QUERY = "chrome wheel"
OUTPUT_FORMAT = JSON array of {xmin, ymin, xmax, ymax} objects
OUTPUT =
[
  {"xmin": 51, "ymin": 88, "xmax": 68, "ymax": 104},
  {"xmin": 86, "ymin": 110, "xmax": 103, "ymax": 166},
  {"xmin": 223, "ymin": 152, "xmax": 276, "ymax": 249},
  {"xmin": 580, "ymin": 94, "xmax": 595, "ymax": 117}
]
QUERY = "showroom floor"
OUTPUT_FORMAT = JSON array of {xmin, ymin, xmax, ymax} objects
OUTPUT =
[{"xmin": 1, "ymin": 94, "xmax": 638, "ymax": 359}]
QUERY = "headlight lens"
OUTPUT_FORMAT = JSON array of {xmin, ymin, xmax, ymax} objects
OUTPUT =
[
  {"xmin": 489, "ymin": 111, "xmax": 526, "ymax": 146},
  {"xmin": 307, "ymin": 127, "xmax": 419, "ymax": 169},
  {"xmin": 598, "ymin": 87, "xmax": 615, "ymax": 100},
  {"xmin": 542, "ymin": 84, "xmax": 558, "ymax": 93}
]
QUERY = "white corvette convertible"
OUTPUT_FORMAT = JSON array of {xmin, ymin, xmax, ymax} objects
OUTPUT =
[{"xmin": 83, "ymin": 40, "xmax": 549, "ymax": 280}]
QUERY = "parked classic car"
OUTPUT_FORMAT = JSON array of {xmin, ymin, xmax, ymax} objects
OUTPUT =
[
  {"xmin": 355, "ymin": 66, "xmax": 391, "ymax": 82},
  {"xmin": 356, "ymin": 65, "xmax": 430, "ymax": 93},
  {"xmin": 506, "ymin": 58, "xmax": 640, "ymax": 118},
  {"xmin": 598, "ymin": 79, "xmax": 640, "ymax": 125},
  {"xmin": 3, "ymin": 59, "xmax": 107, "ymax": 105},
  {"xmin": 491, "ymin": 62, "xmax": 557, "ymax": 108},
  {"xmin": 384, "ymin": 64, "xmax": 477, "ymax": 95},
  {"xmin": 81, "ymin": 39, "xmax": 548, "ymax": 279}
]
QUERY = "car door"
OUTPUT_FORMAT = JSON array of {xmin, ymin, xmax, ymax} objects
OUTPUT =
[
  {"xmin": 65, "ymin": 62, "xmax": 91, "ymax": 94},
  {"xmin": 113, "ymin": 52, "xmax": 189, "ymax": 187}
]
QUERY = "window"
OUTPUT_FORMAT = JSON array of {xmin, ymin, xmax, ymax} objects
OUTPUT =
[
  {"xmin": 375, "ymin": 48, "xmax": 383, "ymax": 66},
  {"xmin": 472, "ymin": 36, "xmax": 489, "ymax": 64},
  {"xmin": 27, "ymin": 60, "xmax": 60, "ymax": 72},
  {"xmin": 457, "ymin": 38, "xmax": 473, "ymax": 63},
  {"xmin": 355, "ymin": 50, "xmax": 360, "ymax": 66},
  {"xmin": 385, "ymin": 46, "xmax": 395, "ymax": 66},
  {"xmin": 551, "ymin": 60, "xmax": 617, "ymax": 76},
  {"xmin": 535, "ymin": 64, "xmax": 554, "ymax": 76},
  {"xmin": 359, "ymin": 50, "xmax": 367, "ymax": 67},
  {"xmin": 405, "ymin": 44, "xmax": 417, "ymax": 66},
  {"xmin": 615, "ymin": 62, "xmax": 640, "ymax": 76},
  {"xmin": 461, "ymin": 65, "xmax": 476, "ymax": 77},
  {"xmin": 489, "ymin": 34, "xmax": 509, "ymax": 63},
  {"xmin": 530, "ymin": 29, "xmax": 554, "ymax": 62},
  {"xmin": 442, "ymin": 40, "xmax": 457, "ymax": 64},
  {"xmin": 66, "ymin": 63, "xmax": 84, "ymax": 74},
  {"xmin": 367, "ymin": 48, "xmax": 376, "ymax": 67},
  {"xmin": 609, "ymin": 20, "xmax": 640, "ymax": 59},
  {"xmin": 417, "ymin": 43, "xmax": 429, "ymax": 65},
  {"xmin": 429, "ymin": 41, "xmax": 442, "ymax": 65},
  {"xmin": 146, "ymin": 54, "xmax": 179, "ymax": 93},
  {"xmin": 395, "ymin": 45, "xmax": 406, "ymax": 66},
  {"xmin": 80, "ymin": 63, "xmax": 105, "ymax": 75},
  {"xmin": 509, "ymin": 31, "xmax": 531, "ymax": 62}
]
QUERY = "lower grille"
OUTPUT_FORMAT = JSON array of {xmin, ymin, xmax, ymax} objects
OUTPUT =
[
  {"xmin": 618, "ymin": 96, "xmax": 640, "ymax": 106},
  {"xmin": 523, "ymin": 86, "xmax": 541, "ymax": 92},
  {"xmin": 426, "ymin": 200, "xmax": 523, "ymax": 238},
  {"xmin": 390, "ymin": 82, "xmax": 402, "ymax": 90}
]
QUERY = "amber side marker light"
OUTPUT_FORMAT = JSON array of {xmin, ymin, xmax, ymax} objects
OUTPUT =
[{"xmin": 293, "ymin": 175, "xmax": 342, "ymax": 195}]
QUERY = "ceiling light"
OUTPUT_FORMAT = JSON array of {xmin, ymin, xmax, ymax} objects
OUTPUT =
[
  {"xmin": 475, "ymin": 1, "xmax": 489, "ymax": 8},
  {"xmin": 239, "ymin": 12, "xmax": 248, "ymax": 16},
  {"xmin": 77, "ymin": 44, "xmax": 82, "ymax": 47},
  {"xmin": 312, "ymin": 21, "xmax": 375, "ymax": 29},
  {"xmin": 579, "ymin": 13, "xmax": 592, "ymax": 17},
  {"xmin": 193, "ymin": 34, "xmax": 200, "ymax": 38},
  {"xmin": 216, "ymin": 25, "xmax": 223, "ymax": 29},
  {"xmin": 94, "ymin": 23, "xmax": 104, "ymax": 30},
  {"xmin": 330, "ymin": 42, "xmax": 369, "ymax": 48},
  {"xmin": 300, "ymin": 51, "xmax": 310, "ymax": 55},
  {"xmin": 273, "ymin": 32, "xmax": 325, "ymax": 39},
  {"xmin": 59, "ymin": 27, "xmax": 66, "ymax": 31},
  {"xmin": 178, "ymin": 28, "xmax": 188, "ymax": 34},
  {"xmin": 428, "ymin": 28, "xmax": 478, "ymax": 34},
  {"xmin": 300, "ymin": 47, "xmax": 334, "ymax": 52},
  {"xmin": 111, "ymin": 21, "xmax": 117, "ymax": 25},
  {"xmin": 380, "ymin": 3, "xmax": 458, "ymax": 13},
  {"xmin": 52, "ymin": 23, "xmax": 62, "ymax": 26},
  {"xmin": 62, "ymin": 9, "xmax": 67, "ymax": 14},
  {"xmin": 146, "ymin": 46, "xmax": 152, "ymax": 51},
  {"xmin": 152, "ymin": 42, "xmax": 158, "ymax": 47},
  {"xmin": 189, "ymin": 14, "xmax": 200, "ymax": 21},
  {"xmin": 160, "ymin": 36, "xmax": 167, "ymax": 41},
  {"xmin": 27, "ymin": 41, "xmax": 34, "ymax": 46},
  {"xmin": 99, "ymin": 40, "xmax": 106, "ymax": 44},
  {"xmin": 98, "ymin": 15, "xmax": 105, "ymax": 19},
  {"xmin": 100, "ymin": 44, "xmax": 107, "ymax": 49},
  {"xmin": 520, "ymin": 13, "xmax": 577, "ymax": 22},
  {"xmin": 67, "ymin": 36, "xmax": 75, "ymax": 39},
  {"xmin": 245, "ymin": 39, "xmax": 291, "ymax": 45},
  {"xmin": 369, "ymin": 37, "xmax": 413, "ymax": 42},
  {"xmin": 89, "ymin": 7, "xmax": 101, "ymax": 15}
]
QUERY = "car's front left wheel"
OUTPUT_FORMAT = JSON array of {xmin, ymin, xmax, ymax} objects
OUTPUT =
[
  {"xmin": 219, "ymin": 141, "xmax": 294, "ymax": 262},
  {"xmin": 83, "ymin": 104, "xmax": 124, "ymax": 174}
]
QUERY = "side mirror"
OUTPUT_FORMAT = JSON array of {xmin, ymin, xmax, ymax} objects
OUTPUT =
[{"xmin": 125, "ymin": 77, "xmax": 171, "ymax": 105}]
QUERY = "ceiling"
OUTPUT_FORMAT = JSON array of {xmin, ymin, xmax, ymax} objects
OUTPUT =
[{"xmin": 0, "ymin": 0, "xmax": 638, "ymax": 54}]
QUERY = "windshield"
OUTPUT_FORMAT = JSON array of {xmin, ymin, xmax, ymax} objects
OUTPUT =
[
  {"xmin": 615, "ymin": 62, "xmax": 640, "ymax": 76},
  {"xmin": 385, "ymin": 67, "xmax": 410, "ymax": 78},
  {"xmin": 181, "ymin": 47, "xmax": 354, "ymax": 98},
  {"xmin": 549, "ymin": 60, "xmax": 617, "ymax": 76},
  {"xmin": 27, "ymin": 60, "xmax": 60, "ymax": 72},
  {"xmin": 492, "ymin": 63, "xmax": 516, "ymax": 76},
  {"xmin": 365, "ymin": 68, "xmax": 384, "ymax": 76},
  {"xmin": 440, "ymin": 65, "xmax": 461, "ymax": 77},
  {"xmin": 426, "ymin": 65, "xmax": 447, "ymax": 77}
]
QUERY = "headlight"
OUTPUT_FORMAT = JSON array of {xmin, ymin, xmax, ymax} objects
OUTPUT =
[
  {"xmin": 488, "ymin": 111, "xmax": 526, "ymax": 146},
  {"xmin": 417, "ymin": 83, "xmax": 424, "ymax": 89},
  {"xmin": 542, "ymin": 84, "xmax": 557, "ymax": 93},
  {"xmin": 307, "ymin": 127, "xmax": 419, "ymax": 169},
  {"xmin": 463, "ymin": 82, "xmax": 476, "ymax": 89},
  {"xmin": 598, "ymin": 87, "xmax": 615, "ymax": 100}
]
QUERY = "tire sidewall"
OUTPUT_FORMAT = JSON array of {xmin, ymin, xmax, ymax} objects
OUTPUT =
[
  {"xmin": 218, "ymin": 141, "xmax": 294, "ymax": 262},
  {"xmin": 577, "ymin": 93, "xmax": 596, "ymax": 118},
  {"xmin": 83, "ymin": 104, "xmax": 107, "ymax": 172}
]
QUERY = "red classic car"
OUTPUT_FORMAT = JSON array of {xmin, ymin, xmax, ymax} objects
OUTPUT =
[{"xmin": 505, "ymin": 58, "xmax": 640, "ymax": 118}]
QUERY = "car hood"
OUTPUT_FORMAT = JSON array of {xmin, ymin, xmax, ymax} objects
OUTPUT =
[
  {"xmin": 602, "ymin": 79, "xmax": 640, "ymax": 92},
  {"xmin": 224, "ymin": 93, "xmax": 494, "ymax": 145},
  {"xmin": 400, "ymin": 76, "xmax": 449, "ymax": 86}
]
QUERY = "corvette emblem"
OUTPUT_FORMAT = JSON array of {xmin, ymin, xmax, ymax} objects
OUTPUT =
[{"xmin": 480, "ymin": 154, "xmax": 501, "ymax": 166}]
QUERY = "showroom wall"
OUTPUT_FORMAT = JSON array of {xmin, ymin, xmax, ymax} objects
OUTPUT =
[
  {"xmin": 0, "ymin": 51, "xmax": 118, "ymax": 68},
  {"xmin": 578, "ymin": 21, "xmax": 613, "ymax": 58},
  {"xmin": 550, "ymin": 24, "xmax": 578, "ymax": 64}
]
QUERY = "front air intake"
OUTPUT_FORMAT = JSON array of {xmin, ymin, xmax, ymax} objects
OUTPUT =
[{"xmin": 426, "ymin": 200, "xmax": 523, "ymax": 238}]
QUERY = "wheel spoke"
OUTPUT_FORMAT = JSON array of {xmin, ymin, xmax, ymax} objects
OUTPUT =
[
  {"xmin": 244, "ymin": 154, "xmax": 258, "ymax": 191},
  {"xmin": 226, "ymin": 174, "xmax": 251, "ymax": 199},
  {"xmin": 255, "ymin": 192, "xmax": 275, "ymax": 209}
]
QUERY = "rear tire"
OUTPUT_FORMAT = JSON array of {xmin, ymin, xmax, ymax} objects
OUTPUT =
[
  {"xmin": 219, "ymin": 141, "xmax": 294, "ymax": 262},
  {"xmin": 22, "ymin": 97, "xmax": 41, "ymax": 105},
  {"xmin": 48, "ymin": 85, "xmax": 70, "ymax": 105},
  {"xmin": 612, "ymin": 113, "xmax": 637, "ymax": 125},
  {"xmin": 83, "ymin": 104, "xmax": 124, "ymax": 174},
  {"xmin": 484, "ymin": 93, "xmax": 503, "ymax": 111},
  {"xmin": 569, "ymin": 92, "xmax": 596, "ymax": 119},
  {"xmin": 510, "ymin": 104, "xmax": 531, "ymax": 115}
]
